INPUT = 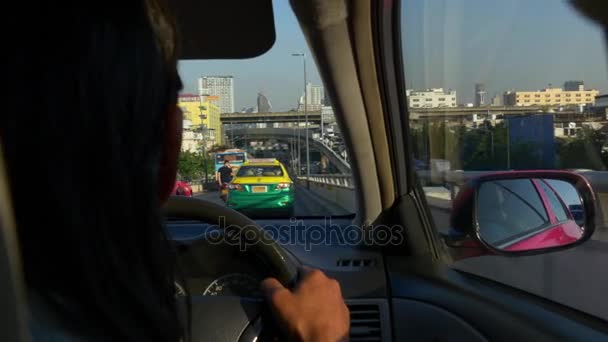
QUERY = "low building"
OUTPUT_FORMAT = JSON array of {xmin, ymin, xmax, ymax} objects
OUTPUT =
[
  {"xmin": 504, "ymin": 86, "xmax": 599, "ymax": 107},
  {"xmin": 321, "ymin": 106, "xmax": 336, "ymax": 124},
  {"xmin": 178, "ymin": 93, "xmax": 223, "ymax": 145},
  {"xmin": 406, "ymin": 88, "xmax": 457, "ymax": 108},
  {"xmin": 554, "ymin": 122, "xmax": 580, "ymax": 138},
  {"xmin": 594, "ymin": 94, "xmax": 608, "ymax": 117},
  {"xmin": 181, "ymin": 130, "xmax": 204, "ymax": 153}
]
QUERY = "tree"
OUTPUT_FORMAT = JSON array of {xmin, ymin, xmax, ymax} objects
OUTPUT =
[
  {"xmin": 410, "ymin": 120, "xmax": 608, "ymax": 172},
  {"xmin": 177, "ymin": 150, "xmax": 214, "ymax": 182},
  {"xmin": 557, "ymin": 127, "xmax": 607, "ymax": 170},
  {"xmin": 208, "ymin": 144, "xmax": 231, "ymax": 153}
]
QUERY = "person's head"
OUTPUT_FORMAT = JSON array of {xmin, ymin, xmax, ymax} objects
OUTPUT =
[
  {"xmin": 570, "ymin": 0, "xmax": 608, "ymax": 51},
  {"xmin": 2, "ymin": 0, "xmax": 184, "ymax": 341},
  {"xmin": 224, "ymin": 160, "xmax": 231, "ymax": 167}
]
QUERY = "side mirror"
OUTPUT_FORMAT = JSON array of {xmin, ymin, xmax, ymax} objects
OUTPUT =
[{"xmin": 442, "ymin": 171, "xmax": 596, "ymax": 260}]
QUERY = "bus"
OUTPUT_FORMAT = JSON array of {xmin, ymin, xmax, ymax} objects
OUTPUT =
[{"xmin": 214, "ymin": 149, "xmax": 248, "ymax": 173}]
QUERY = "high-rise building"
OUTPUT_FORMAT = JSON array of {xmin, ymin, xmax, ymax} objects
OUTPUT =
[
  {"xmin": 406, "ymin": 88, "xmax": 457, "ymax": 108},
  {"xmin": 198, "ymin": 76, "xmax": 235, "ymax": 114},
  {"xmin": 475, "ymin": 83, "xmax": 487, "ymax": 107},
  {"xmin": 491, "ymin": 94, "xmax": 503, "ymax": 106},
  {"xmin": 503, "ymin": 90, "xmax": 517, "ymax": 106},
  {"xmin": 298, "ymin": 83, "xmax": 324, "ymax": 111},
  {"xmin": 257, "ymin": 93, "xmax": 272, "ymax": 113},
  {"xmin": 564, "ymin": 80, "xmax": 584, "ymax": 92},
  {"xmin": 323, "ymin": 91, "xmax": 331, "ymax": 106}
]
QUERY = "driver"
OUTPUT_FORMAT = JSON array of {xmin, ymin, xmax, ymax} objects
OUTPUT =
[{"xmin": 1, "ymin": 0, "xmax": 349, "ymax": 341}]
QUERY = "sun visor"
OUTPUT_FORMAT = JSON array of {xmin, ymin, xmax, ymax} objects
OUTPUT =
[{"xmin": 169, "ymin": 0, "xmax": 276, "ymax": 60}]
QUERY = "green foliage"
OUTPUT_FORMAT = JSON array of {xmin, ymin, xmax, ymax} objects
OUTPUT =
[
  {"xmin": 410, "ymin": 121, "xmax": 608, "ymax": 171},
  {"xmin": 556, "ymin": 127, "xmax": 607, "ymax": 170},
  {"xmin": 177, "ymin": 150, "xmax": 214, "ymax": 182},
  {"xmin": 208, "ymin": 144, "xmax": 231, "ymax": 153}
]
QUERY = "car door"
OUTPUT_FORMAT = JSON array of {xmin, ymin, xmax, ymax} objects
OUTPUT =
[{"xmin": 373, "ymin": 0, "xmax": 608, "ymax": 340}]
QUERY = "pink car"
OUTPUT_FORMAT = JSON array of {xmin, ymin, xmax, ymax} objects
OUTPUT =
[
  {"xmin": 494, "ymin": 177, "xmax": 583, "ymax": 251},
  {"xmin": 448, "ymin": 171, "xmax": 587, "ymax": 255},
  {"xmin": 173, "ymin": 180, "xmax": 193, "ymax": 197}
]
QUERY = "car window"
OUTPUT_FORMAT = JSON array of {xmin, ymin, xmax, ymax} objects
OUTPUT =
[
  {"xmin": 401, "ymin": 0, "xmax": 608, "ymax": 319},
  {"xmin": 175, "ymin": 0, "xmax": 354, "ymax": 218},
  {"xmin": 236, "ymin": 166, "xmax": 283, "ymax": 177},
  {"xmin": 536, "ymin": 179, "xmax": 570, "ymax": 223},
  {"xmin": 215, "ymin": 153, "xmax": 245, "ymax": 164},
  {"xmin": 477, "ymin": 179, "xmax": 549, "ymax": 245}
]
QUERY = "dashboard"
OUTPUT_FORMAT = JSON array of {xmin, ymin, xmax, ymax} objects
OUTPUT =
[
  {"xmin": 166, "ymin": 215, "xmax": 389, "ymax": 299},
  {"xmin": 165, "ymin": 215, "xmax": 496, "ymax": 341},
  {"xmin": 174, "ymin": 238, "xmax": 267, "ymax": 297}
]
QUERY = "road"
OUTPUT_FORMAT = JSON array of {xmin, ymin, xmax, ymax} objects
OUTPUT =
[
  {"xmin": 430, "ymin": 207, "xmax": 608, "ymax": 320},
  {"xmin": 194, "ymin": 184, "xmax": 350, "ymax": 217}
]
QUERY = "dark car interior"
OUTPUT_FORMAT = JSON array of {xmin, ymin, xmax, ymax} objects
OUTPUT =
[{"xmin": 2, "ymin": 0, "xmax": 608, "ymax": 341}]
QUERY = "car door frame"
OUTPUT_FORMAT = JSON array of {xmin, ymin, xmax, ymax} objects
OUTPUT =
[{"xmin": 372, "ymin": 0, "xmax": 608, "ymax": 339}]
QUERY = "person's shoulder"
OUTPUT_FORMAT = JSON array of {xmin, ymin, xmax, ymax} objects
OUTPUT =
[{"xmin": 28, "ymin": 291, "xmax": 101, "ymax": 341}]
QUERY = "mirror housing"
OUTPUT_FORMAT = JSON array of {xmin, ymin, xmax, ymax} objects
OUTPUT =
[{"xmin": 441, "ymin": 170, "xmax": 597, "ymax": 260}]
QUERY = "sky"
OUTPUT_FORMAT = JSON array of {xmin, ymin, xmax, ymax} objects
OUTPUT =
[{"xmin": 178, "ymin": 0, "xmax": 608, "ymax": 111}]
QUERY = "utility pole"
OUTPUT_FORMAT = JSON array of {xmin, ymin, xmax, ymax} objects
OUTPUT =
[{"xmin": 292, "ymin": 52, "xmax": 309, "ymax": 178}]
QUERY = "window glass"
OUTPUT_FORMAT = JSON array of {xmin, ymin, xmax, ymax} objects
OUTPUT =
[
  {"xmin": 236, "ymin": 166, "xmax": 284, "ymax": 177},
  {"xmin": 478, "ymin": 179, "xmax": 549, "ymax": 245},
  {"xmin": 175, "ymin": 0, "xmax": 354, "ymax": 218},
  {"xmin": 402, "ymin": 0, "xmax": 608, "ymax": 318},
  {"xmin": 536, "ymin": 179, "xmax": 569, "ymax": 222}
]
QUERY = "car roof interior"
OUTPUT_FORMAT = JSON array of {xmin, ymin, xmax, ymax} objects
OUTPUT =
[{"xmin": 170, "ymin": 0, "xmax": 276, "ymax": 60}]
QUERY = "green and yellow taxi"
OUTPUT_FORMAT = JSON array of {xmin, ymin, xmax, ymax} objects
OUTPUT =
[{"xmin": 226, "ymin": 158, "xmax": 295, "ymax": 215}]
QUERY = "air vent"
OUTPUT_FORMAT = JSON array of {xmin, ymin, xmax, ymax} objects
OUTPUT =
[
  {"xmin": 336, "ymin": 258, "xmax": 377, "ymax": 268},
  {"xmin": 348, "ymin": 303, "xmax": 382, "ymax": 341}
]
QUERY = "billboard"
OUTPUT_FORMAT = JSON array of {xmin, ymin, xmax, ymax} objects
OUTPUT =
[{"xmin": 506, "ymin": 114, "xmax": 555, "ymax": 169}]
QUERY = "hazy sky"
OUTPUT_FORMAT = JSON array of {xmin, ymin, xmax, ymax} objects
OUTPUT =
[{"xmin": 178, "ymin": 0, "xmax": 608, "ymax": 111}]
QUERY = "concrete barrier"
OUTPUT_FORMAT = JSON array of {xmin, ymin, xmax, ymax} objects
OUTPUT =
[{"xmin": 301, "ymin": 179, "xmax": 356, "ymax": 213}]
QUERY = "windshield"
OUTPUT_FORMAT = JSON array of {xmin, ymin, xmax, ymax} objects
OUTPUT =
[
  {"xmin": 215, "ymin": 153, "xmax": 245, "ymax": 164},
  {"xmin": 174, "ymin": 0, "xmax": 353, "ymax": 218},
  {"xmin": 236, "ymin": 166, "xmax": 283, "ymax": 177}
]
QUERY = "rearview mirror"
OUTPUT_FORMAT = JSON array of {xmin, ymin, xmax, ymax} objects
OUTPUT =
[{"xmin": 443, "ymin": 171, "xmax": 596, "ymax": 259}]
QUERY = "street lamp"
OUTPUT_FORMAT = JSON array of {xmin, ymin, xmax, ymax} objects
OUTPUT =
[{"xmin": 292, "ymin": 52, "xmax": 310, "ymax": 179}]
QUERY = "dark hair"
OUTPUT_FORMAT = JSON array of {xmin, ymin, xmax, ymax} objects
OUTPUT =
[
  {"xmin": 2, "ymin": 0, "xmax": 184, "ymax": 341},
  {"xmin": 224, "ymin": 160, "xmax": 230, "ymax": 165}
]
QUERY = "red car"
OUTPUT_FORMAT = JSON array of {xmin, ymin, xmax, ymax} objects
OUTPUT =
[{"xmin": 173, "ymin": 180, "xmax": 193, "ymax": 197}]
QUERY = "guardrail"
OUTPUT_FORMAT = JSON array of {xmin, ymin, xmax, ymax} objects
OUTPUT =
[
  {"xmin": 300, "ymin": 174, "xmax": 355, "ymax": 188},
  {"xmin": 312, "ymin": 136, "xmax": 350, "ymax": 168},
  {"xmin": 301, "ymin": 170, "xmax": 608, "ymax": 194}
]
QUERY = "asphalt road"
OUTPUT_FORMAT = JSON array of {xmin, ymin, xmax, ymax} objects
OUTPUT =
[
  {"xmin": 430, "ymin": 207, "xmax": 608, "ymax": 320},
  {"xmin": 194, "ymin": 184, "xmax": 350, "ymax": 217}
]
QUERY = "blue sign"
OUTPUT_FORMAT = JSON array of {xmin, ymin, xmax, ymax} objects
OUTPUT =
[{"xmin": 506, "ymin": 114, "xmax": 555, "ymax": 169}]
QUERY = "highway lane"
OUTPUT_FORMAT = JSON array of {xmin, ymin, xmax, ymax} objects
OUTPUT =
[
  {"xmin": 194, "ymin": 184, "xmax": 350, "ymax": 217},
  {"xmin": 430, "ymin": 207, "xmax": 608, "ymax": 320}
]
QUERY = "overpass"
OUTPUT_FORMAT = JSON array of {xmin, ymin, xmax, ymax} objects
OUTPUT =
[
  {"xmin": 409, "ymin": 106, "xmax": 542, "ymax": 119},
  {"xmin": 221, "ymin": 111, "xmax": 322, "ymax": 124},
  {"xmin": 229, "ymin": 127, "xmax": 351, "ymax": 174}
]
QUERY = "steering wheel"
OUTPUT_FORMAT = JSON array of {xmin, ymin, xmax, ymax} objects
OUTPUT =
[{"xmin": 162, "ymin": 196, "xmax": 300, "ymax": 341}]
